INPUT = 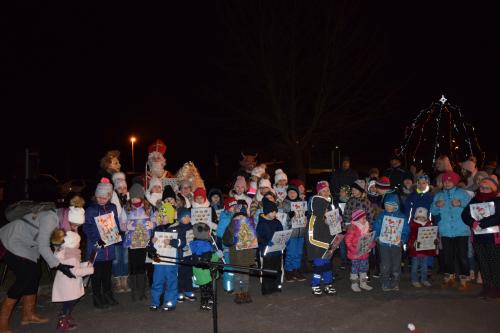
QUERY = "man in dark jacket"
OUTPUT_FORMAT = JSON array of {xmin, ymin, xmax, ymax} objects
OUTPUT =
[
  {"xmin": 384, "ymin": 156, "xmax": 412, "ymax": 190},
  {"xmin": 330, "ymin": 157, "xmax": 359, "ymax": 197}
]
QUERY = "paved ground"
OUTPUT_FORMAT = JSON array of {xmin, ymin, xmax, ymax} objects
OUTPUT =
[{"xmin": 5, "ymin": 269, "xmax": 499, "ymax": 333}]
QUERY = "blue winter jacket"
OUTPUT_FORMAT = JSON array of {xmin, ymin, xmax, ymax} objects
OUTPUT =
[
  {"xmin": 430, "ymin": 187, "xmax": 471, "ymax": 238},
  {"xmin": 404, "ymin": 190, "xmax": 434, "ymax": 219},
  {"xmin": 83, "ymin": 202, "xmax": 120, "ymax": 262},
  {"xmin": 373, "ymin": 194, "xmax": 409, "ymax": 247}
]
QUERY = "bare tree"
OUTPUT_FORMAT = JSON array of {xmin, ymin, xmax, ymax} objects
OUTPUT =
[{"xmin": 213, "ymin": 0, "xmax": 396, "ymax": 179}]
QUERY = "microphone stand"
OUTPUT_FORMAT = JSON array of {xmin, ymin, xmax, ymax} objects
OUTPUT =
[{"xmin": 156, "ymin": 254, "xmax": 277, "ymax": 333}]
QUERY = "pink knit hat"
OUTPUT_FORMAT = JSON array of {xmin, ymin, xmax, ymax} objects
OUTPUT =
[
  {"xmin": 351, "ymin": 209, "xmax": 366, "ymax": 222},
  {"xmin": 316, "ymin": 181, "xmax": 329, "ymax": 193}
]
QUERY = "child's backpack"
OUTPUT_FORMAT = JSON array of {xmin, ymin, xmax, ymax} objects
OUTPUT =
[{"xmin": 4, "ymin": 200, "xmax": 56, "ymax": 222}]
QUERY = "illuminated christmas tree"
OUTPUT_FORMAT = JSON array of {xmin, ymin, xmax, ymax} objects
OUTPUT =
[{"xmin": 397, "ymin": 95, "xmax": 484, "ymax": 171}]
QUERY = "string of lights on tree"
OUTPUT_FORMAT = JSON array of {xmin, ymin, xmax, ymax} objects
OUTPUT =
[{"xmin": 396, "ymin": 95, "xmax": 484, "ymax": 171}]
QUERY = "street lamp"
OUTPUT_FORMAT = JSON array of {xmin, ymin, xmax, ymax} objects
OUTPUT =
[{"xmin": 130, "ymin": 136, "xmax": 137, "ymax": 172}]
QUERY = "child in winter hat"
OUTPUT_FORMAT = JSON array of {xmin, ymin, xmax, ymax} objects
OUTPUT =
[
  {"xmin": 52, "ymin": 231, "xmax": 94, "ymax": 330},
  {"xmin": 146, "ymin": 177, "xmax": 163, "ymax": 207},
  {"xmin": 95, "ymin": 178, "xmax": 113, "ymax": 200},
  {"xmin": 408, "ymin": 207, "xmax": 435, "ymax": 288},
  {"xmin": 345, "ymin": 209, "xmax": 373, "ymax": 292},
  {"xmin": 274, "ymin": 169, "xmax": 288, "ymax": 206}
]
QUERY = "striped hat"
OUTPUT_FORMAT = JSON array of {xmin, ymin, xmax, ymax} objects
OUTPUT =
[{"xmin": 352, "ymin": 209, "xmax": 366, "ymax": 222}]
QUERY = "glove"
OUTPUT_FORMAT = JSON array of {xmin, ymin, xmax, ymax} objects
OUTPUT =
[
  {"xmin": 56, "ymin": 263, "xmax": 76, "ymax": 279},
  {"xmin": 288, "ymin": 211, "xmax": 296, "ymax": 219},
  {"xmin": 216, "ymin": 250, "xmax": 224, "ymax": 259},
  {"xmin": 97, "ymin": 239, "xmax": 106, "ymax": 247},
  {"xmin": 268, "ymin": 241, "xmax": 275, "ymax": 247}
]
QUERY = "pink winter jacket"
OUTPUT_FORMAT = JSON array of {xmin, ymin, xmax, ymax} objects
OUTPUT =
[
  {"xmin": 52, "ymin": 248, "xmax": 94, "ymax": 302},
  {"xmin": 345, "ymin": 223, "xmax": 370, "ymax": 260}
]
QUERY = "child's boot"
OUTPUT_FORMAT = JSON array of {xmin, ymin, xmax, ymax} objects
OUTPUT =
[
  {"xmin": 56, "ymin": 315, "xmax": 76, "ymax": 331},
  {"xmin": 112, "ymin": 277, "xmax": 123, "ymax": 293},
  {"xmin": 442, "ymin": 273, "xmax": 456, "ymax": 288},
  {"xmin": 233, "ymin": 293, "xmax": 243, "ymax": 304},
  {"xmin": 458, "ymin": 275, "xmax": 470, "ymax": 291},
  {"xmin": 311, "ymin": 286, "xmax": 323, "ymax": 296},
  {"xmin": 293, "ymin": 270, "xmax": 307, "ymax": 282},
  {"xmin": 359, "ymin": 273, "xmax": 373, "ymax": 291},
  {"xmin": 284, "ymin": 271, "xmax": 295, "ymax": 283},
  {"xmin": 350, "ymin": 273, "xmax": 361, "ymax": 292},
  {"xmin": 324, "ymin": 284, "xmax": 337, "ymax": 295},
  {"xmin": 244, "ymin": 292, "xmax": 253, "ymax": 303},
  {"xmin": 121, "ymin": 276, "xmax": 131, "ymax": 292}
]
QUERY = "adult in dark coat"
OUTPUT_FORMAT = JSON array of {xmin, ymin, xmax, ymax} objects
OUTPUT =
[
  {"xmin": 384, "ymin": 156, "xmax": 412, "ymax": 190},
  {"xmin": 329, "ymin": 157, "xmax": 359, "ymax": 197}
]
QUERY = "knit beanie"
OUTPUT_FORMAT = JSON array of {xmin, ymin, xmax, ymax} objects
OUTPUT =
[
  {"xmin": 316, "ymin": 181, "xmax": 329, "ymax": 193},
  {"xmin": 375, "ymin": 176, "xmax": 391, "ymax": 190},
  {"xmin": 95, "ymin": 178, "xmax": 113, "ymax": 198},
  {"xmin": 441, "ymin": 171, "xmax": 460, "ymax": 186},
  {"xmin": 224, "ymin": 197, "xmax": 238, "ymax": 210},
  {"xmin": 193, "ymin": 187, "xmax": 207, "ymax": 201},
  {"xmin": 274, "ymin": 169, "xmax": 288, "ymax": 184},
  {"xmin": 414, "ymin": 207, "xmax": 429, "ymax": 223},
  {"xmin": 162, "ymin": 185, "xmax": 176, "ymax": 201},
  {"xmin": 286, "ymin": 184, "xmax": 299, "ymax": 198},
  {"xmin": 481, "ymin": 177, "xmax": 499, "ymax": 193},
  {"xmin": 148, "ymin": 177, "xmax": 163, "ymax": 192},
  {"xmin": 177, "ymin": 207, "xmax": 191, "ymax": 222},
  {"xmin": 351, "ymin": 180, "xmax": 366, "ymax": 193},
  {"xmin": 289, "ymin": 178, "xmax": 305, "ymax": 189},
  {"xmin": 262, "ymin": 197, "xmax": 278, "ymax": 215},
  {"xmin": 258, "ymin": 178, "xmax": 272, "ymax": 189},
  {"xmin": 351, "ymin": 209, "xmax": 366, "ymax": 222},
  {"xmin": 251, "ymin": 165, "xmax": 266, "ymax": 178},
  {"xmin": 129, "ymin": 183, "xmax": 145, "ymax": 200},
  {"xmin": 112, "ymin": 172, "xmax": 126, "ymax": 188}
]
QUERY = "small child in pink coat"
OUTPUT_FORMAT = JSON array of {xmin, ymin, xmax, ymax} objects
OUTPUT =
[
  {"xmin": 52, "ymin": 231, "xmax": 94, "ymax": 331},
  {"xmin": 345, "ymin": 209, "xmax": 373, "ymax": 292}
]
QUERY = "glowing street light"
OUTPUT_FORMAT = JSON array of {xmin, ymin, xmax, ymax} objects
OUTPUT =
[{"xmin": 130, "ymin": 136, "xmax": 137, "ymax": 172}]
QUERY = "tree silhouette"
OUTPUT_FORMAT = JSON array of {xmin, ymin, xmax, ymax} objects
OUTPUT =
[{"xmin": 212, "ymin": 0, "xmax": 397, "ymax": 179}]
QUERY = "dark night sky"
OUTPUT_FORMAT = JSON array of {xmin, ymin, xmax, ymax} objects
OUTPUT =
[{"xmin": 1, "ymin": 2, "xmax": 499, "ymax": 183}]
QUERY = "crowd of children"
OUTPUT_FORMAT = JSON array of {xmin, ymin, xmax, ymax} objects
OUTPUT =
[{"xmin": 13, "ymin": 143, "xmax": 500, "ymax": 332}]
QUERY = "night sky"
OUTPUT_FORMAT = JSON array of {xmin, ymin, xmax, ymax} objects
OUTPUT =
[{"xmin": 2, "ymin": 2, "xmax": 499, "ymax": 184}]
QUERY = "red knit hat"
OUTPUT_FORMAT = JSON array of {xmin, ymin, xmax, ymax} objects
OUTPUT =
[
  {"xmin": 375, "ymin": 176, "xmax": 391, "ymax": 190},
  {"xmin": 223, "ymin": 197, "xmax": 238, "ymax": 210},
  {"xmin": 441, "ymin": 171, "xmax": 460, "ymax": 186},
  {"xmin": 289, "ymin": 178, "xmax": 305, "ymax": 189},
  {"xmin": 193, "ymin": 187, "xmax": 207, "ymax": 200},
  {"xmin": 351, "ymin": 209, "xmax": 366, "ymax": 222},
  {"xmin": 316, "ymin": 181, "xmax": 329, "ymax": 193}
]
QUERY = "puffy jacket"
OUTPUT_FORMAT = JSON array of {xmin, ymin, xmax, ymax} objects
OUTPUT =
[
  {"xmin": 345, "ymin": 223, "xmax": 370, "ymax": 260},
  {"xmin": 408, "ymin": 219, "xmax": 436, "ymax": 257},
  {"xmin": 430, "ymin": 187, "xmax": 471, "ymax": 238},
  {"xmin": 83, "ymin": 202, "xmax": 120, "ymax": 262},
  {"xmin": 306, "ymin": 195, "xmax": 334, "ymax": 260},
  {"xmin": 404, "ymin": 190, "xmax": 434, "ymax": 219},
  {"xmin": 373, "ymin": 194, "xmax": 409, "ymax": 247}
]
